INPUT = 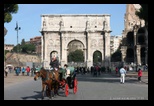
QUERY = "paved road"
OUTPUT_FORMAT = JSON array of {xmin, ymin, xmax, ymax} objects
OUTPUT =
[{"xmin": 4, "ymin": 72, "xmax": 148, "ymax": 100}]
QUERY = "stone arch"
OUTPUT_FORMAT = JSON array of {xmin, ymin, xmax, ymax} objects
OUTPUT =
[
  {"xmin": 93, "ymin": 50, "xmax": 102, "ymax": 66},
  {"xmin": 137, "ymin": 27, "xmax": 145, "ymax": 33},
  {"xmin": 126, "ymin": 31, "xmax": 134, "ymax": 46},
  {"xmin": 126, "ymin": 48, "xmax": 134, "ymax": 63},
  {"xmin": 138, "ymin": 35, "xmax": 145, "ymax": 45}
]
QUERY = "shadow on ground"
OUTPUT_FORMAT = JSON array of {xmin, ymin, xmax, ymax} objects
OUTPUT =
[
  {"xmin": 21, "ymin": 91, "xmax": 43, "ymax": 100},
  {"xmin": 21, "ymin": 89, "xmax": 75, "ymax": 100}
]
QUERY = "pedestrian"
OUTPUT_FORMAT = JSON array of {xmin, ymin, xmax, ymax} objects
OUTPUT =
[
  {"xmin": 22, "ymin": 67, "xmax": 25, "ymax": 76},
  {"xmin": 138, "ymin": 68, "xmax": 142, "ymax": 82},
  {"xmin": 115, "ymin": 67, "xmax": 118, "ymax": 74},
  {"xmin": 31, "ymin": 67, "xmax": 34, "ymax": 77},
  {"xmin": 119, "ymin": 66, "xmax": 126, "ymax": 84},
  {"xmin": 5, "ymin": 67, "xmax": 9, "ymax": 77},
  {"xmin": 26, "ymin": 66, "xmax": 30, "ymax": 76},
  {"xmin": 16, "ymin": 67, "xmax": 20, "ymax": 76}
]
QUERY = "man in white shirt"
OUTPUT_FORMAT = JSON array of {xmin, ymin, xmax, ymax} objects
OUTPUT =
[{"xmin": 119, "ymin": 66, "xmax": 126, "ymax": 84}]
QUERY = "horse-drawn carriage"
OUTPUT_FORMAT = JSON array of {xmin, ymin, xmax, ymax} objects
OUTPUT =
[
  {"xmin": 58, "ymin": 67, "xmax": 78, "ymax": 97},
  {"xmin": 34, "ymin": 66, "xmax": 78, "ymax": 99}
]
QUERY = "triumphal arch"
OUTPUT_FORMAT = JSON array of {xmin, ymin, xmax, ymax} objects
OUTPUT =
[{"xmin": 40, "ymin": 14, "xmax": 111, "ymax": 68}]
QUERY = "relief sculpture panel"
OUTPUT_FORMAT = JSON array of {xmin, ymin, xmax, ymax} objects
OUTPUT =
[{"xmin": 91, "ymin": 39, "xmax": 97, "ymax": 48}]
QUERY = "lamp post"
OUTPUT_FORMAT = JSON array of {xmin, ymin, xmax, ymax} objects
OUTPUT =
[{"xmin": 15, "ymin": 21, "xmax": 21, "ymax": 66}]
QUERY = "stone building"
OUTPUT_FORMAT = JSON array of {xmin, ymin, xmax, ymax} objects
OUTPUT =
[
  {"xmin": 30, "ymin": 36, "xmax": 42, "ymax": 55},
  {"xmin": 4, "ymin": 44, "xmax": 14, "ymax": 51},
  {"xmin": 25, "ymin": 36, "xmax": 42, "ymax": 55},
  {"xmin": 121, "ymin": 4, "xmax": 147, "ymax": 65},
  {"xmin": 40, "ymin": 14, "xmax": 111, "ymax": 68}
]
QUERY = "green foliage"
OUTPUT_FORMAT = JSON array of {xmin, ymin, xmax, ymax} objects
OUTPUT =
[
  {"xmin": 93, "ymin": 51, "xmax": 101, "ymax": 63},
  {"xmin": 4, "ymin": 4, "xmax": 19, "ymax": 23},
  {"xmin": 5, "ymin": 50, "xmax": 9, "ymax": 55},
  {"xmin": 68, "ymin": 49, "xmax": 84, "ymax": 62},
  {"xmin": 13, "ymin": 44, "xmax": 19, "ymax": 52},
  {"xmin": 13, "ymin": 43, "xmax": 36, "ymax": 54},
  {"xmin": 21, "ymin": 39, "xmax": 26, "ymax": 46},
  {"xmin": 27, "ymin": 44, "xmax": 36, "ymax": 53}
]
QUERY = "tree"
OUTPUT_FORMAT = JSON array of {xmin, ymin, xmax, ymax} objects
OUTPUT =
[
  {"xmin": 21, "ymin": 39, "xmax": 26, "ymax": 53},
  {"xmin": 4, "ymin": 4, "xmax": 19, "ymax": 37},
  {"xmin": 27, "ymin": 44, "xmax": 36, "ymax": 53},
  {"xmin": 13, "ymin": 43, "xmax": 36, "ymax": 54},
  {"xmin": 4, "ymin": 4, "xmax": 19, "ymax": 23},
  {"xmin": 21, "ymin": 39, "xmax": 26, "ymax": 46},
  {"xmin": 93, "ymin": 51, "xmax": 102, "ymax": 63},
  {"xmin": 12, "ymin": 44, "xmax": 21, "ymax": 53},
  {"xmin": 68, "ymin": 49, "xmax": 84, "ymax": 62}
]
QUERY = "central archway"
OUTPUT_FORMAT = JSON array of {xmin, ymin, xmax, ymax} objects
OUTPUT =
[{"xmin": 67, "ymin": 40, "xmax": 85, "ymax": 66}]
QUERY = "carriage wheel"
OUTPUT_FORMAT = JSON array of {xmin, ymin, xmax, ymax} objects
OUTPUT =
[
  {"xmin": 73, "ymin": 78, "xmax": 77, "ymax": 94},
  {"xmin": 65, "ymin": 83, "xmax": 69, "ymax": 97}
]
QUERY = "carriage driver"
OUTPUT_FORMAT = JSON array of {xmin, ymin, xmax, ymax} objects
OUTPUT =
[{"xmin": 49, "ymin": 55, "xmax": 59, "ymax": 71}]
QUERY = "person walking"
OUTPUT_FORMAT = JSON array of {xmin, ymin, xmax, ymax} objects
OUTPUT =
[
  {"xmin": 115, "ymin": 67, "xmax": 118, "ymax": 74},
  {"xmin": 119, "ymin": 66, "xmax": 126, "ymax": 84},
  {"xmin": 26, "ymin": 66, "xmax": 30, "ymax": 76},
  {"xmin": 5, "ymin": 67, "xmax": 9, "ymax": 77},
  {"xmin": 22, "ymin": 67, "xmax": 25, "ymax": 76},
  {"xmin": 138, "ymin": 68, "xmax": 142, "ymax": 82},
  {"xmin": 16, "ymin": 67, "xmax": 20, "ymax": 76}
]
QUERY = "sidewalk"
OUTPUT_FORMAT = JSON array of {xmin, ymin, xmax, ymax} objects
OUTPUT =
[
  {"xmin": 126, "ymin": 71, "xmax": 148, "ymax": 84},
  {"xmin": 112, "ymin": 71, "xmax": 148, "ymax": 84},
  {"xmin": 4, "ymin": 72, "xmax": 34, "ymax": 88}
]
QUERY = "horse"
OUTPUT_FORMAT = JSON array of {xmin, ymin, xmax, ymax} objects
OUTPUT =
[{"xmin": 34, "ymin": 68, "xmax": 60, "ymax": 100}]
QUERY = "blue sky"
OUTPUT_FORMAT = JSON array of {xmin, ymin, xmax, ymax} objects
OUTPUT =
[{"xmin": 4, "ymin": 4, "xmax": 126, "ymax": 45}]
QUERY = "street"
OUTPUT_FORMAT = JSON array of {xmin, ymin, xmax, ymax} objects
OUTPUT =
[{"xmin": 4, "ymin": 72, "xmax": 148, "ymax": 100}]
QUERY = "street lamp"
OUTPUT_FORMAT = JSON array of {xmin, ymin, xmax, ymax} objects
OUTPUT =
[{"xmin": 15, "ymin": 21, "xmax": 21, "ymax": 66}]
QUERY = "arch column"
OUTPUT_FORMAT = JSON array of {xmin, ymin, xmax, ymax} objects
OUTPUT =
[
  {"xmin": 41, "ymin": 35, "xmax": 44, "ymax": 64},
  {"xmin": 61, "ymin": 33, "xmax": 67, "ymax": 67},
  {"xmin": 104, "ymin": 31, "xmax": 111, "ymax": 67},
  {"xmin": 83, "ymin": 48, "xmax": 87, "ymax": 64},
  {"xmin": 86, "ymin": 32, "xmax": 92, "ymax": 67},
  {"xmin": 121, "ymin": 46, "xmax": 127, "ymax": 62},
  {"xmin": 136, "ymin": 45, "xmax": 141, "ymax": 65}
]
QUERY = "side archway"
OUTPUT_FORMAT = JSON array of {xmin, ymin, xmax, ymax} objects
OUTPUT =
[
  {"xmin": 93, "ymin": 50, "xmax": 102, "ymax": 66},
  {"xmin": 126, "ymin": 48, "xmax": 134, "ymax": 63}
]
